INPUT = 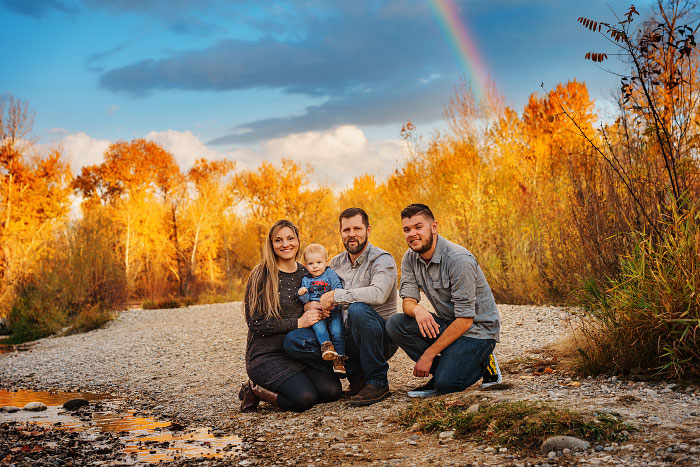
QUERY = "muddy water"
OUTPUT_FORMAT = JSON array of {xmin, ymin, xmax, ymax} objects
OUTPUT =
[{"xmin": 0, "ymin": 389, "xmax": 241, "ymax": 464}]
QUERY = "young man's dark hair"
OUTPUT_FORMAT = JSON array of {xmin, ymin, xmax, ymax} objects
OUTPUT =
[
  {"xmin": 400, "ymin": 203, "xmax": 434, "ymax": 221},
  {"xmin": 339, "ymin": 207, "xmax": 370, "ymax": 229}
]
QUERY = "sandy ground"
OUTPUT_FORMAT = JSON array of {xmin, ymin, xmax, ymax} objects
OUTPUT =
[{"xmin": 1, "ymin": 302, "xmax": 699, "ymax": 466}]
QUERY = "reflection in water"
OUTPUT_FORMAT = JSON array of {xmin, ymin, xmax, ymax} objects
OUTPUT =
[
  {"xmin": 0, "ymin": 389, "xmax": 240, "ymax": 464},
  {"xmin": 0, "ymin": 388, "xmax": 114, "ymax": 407}
]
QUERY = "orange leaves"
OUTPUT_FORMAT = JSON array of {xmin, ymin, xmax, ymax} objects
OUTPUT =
[
  {"xmin": 584, "ymin": 52, "xmax": 608, "ymax": 63},
  {"xmin": 577, "ymin": 17, "xmax": 601, "ymax": 32}
]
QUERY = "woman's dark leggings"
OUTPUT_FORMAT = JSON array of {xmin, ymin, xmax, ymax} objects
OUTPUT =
[{"xmin": 276, "ymin": 367, "xmax": 341, "ymax": 412}]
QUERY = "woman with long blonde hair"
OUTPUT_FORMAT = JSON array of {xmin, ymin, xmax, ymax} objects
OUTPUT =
[{"xmin": 239, "ymin": 219, "xmax": 342, "ymax": 412}]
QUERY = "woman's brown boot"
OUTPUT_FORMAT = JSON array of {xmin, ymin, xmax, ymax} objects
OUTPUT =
[
  {"xmin": 239, "ymin": 381, "xmax": 259, "ymax": 413},
  {"xmin": 250, "ymin": 383, "xmax": 279, "ymax": 408}
]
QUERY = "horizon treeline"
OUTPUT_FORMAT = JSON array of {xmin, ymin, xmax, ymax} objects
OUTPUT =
[{"xmin": 3, "ymin": 68, "xmax": 696, "ymax": 313}]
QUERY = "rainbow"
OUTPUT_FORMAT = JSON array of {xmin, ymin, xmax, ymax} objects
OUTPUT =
[{"xmin": 429, "ymin": 0, "xmax": 490, "ymax": 102}]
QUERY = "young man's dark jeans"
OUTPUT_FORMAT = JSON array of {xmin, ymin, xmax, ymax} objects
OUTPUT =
[
  {"xmin": 386, "ymin": 313, "xmax": 495, "ymax": 394},
  {"xmin": 283, "ymin": 302, "xmax": 397, "ymax": 387}
]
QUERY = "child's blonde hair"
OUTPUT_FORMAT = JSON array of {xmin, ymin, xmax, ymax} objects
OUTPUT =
[{"xmin": 303, "ymin": 243, "xmax": 328, "ymax": 262}]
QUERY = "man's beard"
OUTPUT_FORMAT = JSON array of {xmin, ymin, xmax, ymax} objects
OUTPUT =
[
  {"xmin": 344, "ymin": 237, "xmax": 368, "ymax": 255},
  {"xmin": 410, "ymin": 230, "xmax": 434, "ymax": 255}
]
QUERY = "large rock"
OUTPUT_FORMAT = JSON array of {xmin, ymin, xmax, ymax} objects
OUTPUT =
[
  {"xmin": 23, "ymin": 401, "xmax": 47, "ymax": 411},
  {"xmin": 63, "ymin": 398, "xmax": 89, "ymax": 411},
  {"xmin": 0, "ymin": 406, "xmax": 20, "ymax": 413},
  {"xmin": 541, "ymin": 435, "xmax": 589, "ymax": 453}
]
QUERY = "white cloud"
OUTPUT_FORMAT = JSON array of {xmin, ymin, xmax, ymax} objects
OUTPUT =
[
  {"xmin": 145, "ymin": 129, "xmax": 227, "ymax": 170},
  {"xmin": 59, "ymin": 132, "xmax": 111, "ymax": 174},
  {"xmin": 228, "ymin": 125, "xmax": 406, "ymax": 188}
]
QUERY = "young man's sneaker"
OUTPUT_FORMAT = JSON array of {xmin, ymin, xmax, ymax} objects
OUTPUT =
[
  {"xmin": 321, "ymin": 341, "xmax": 338, "ymax": 361},
  {"xmin": 333, "ymin": 356, "xmax": 346, "ymax": 375},
  {"xmin": 347, "ymin": 384, "xmax": 390, "ymax": 406},
  {"xmin": 480, "ymin": 352, "xmax": 502, "ymax": 388},
  {"xmin": 407, "ymin": 377, "xmax": 438, "ymax": 398}
]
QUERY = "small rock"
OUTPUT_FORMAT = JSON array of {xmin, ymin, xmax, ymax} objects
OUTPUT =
[
  {"xmin": 466, "ymin": 403, "xmax": 479, "ymax": 414},
  {"xmin": 499, "ymin": 447, "xmax": 507, "ymax": 453},
  {"xmin": 63, "ymin": 398, "xmax": 89, "ymax": 411},
  {"xmin": 23, "ymin": 401, "xmax": 47, "ymax": 411},
  {"xmin": 548, "ymin": 451, "xmax": 556, "ymax": 458},
  {"xmin": 595, "ymin": 444, "xmax": 604, "ymax": 452},
  {"xmin": 484, "ymin": 447, "xmax": 496, "ymax": 453},
  {"xmin": 562, "ymin": 448, "xmax": 570, "ymax": 454},
  {"xmin": 331, "ymin": 443, "xmax": 345, "ymax": 450},
  {"xmin": 438, "ymin": 430, "xmax": 455, "ymax": 439},
  {"xmin": 541, "ymin": 436, "xmax": 590, "ymax": 453},
  {"xmin": 410, "ymin": 422, "xmax": 425, "ymax": 432},
  {"xmin": 0, "ymin": 406, "xmax": 20, "ymax": 413}
]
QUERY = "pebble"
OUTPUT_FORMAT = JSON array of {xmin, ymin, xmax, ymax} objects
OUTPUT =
[
  {"xmin": 466, "ymin": 403, "xmax": 479, "ymax": 413},
  {"xmin": 438, "ymin": 430, "xmax": 454, "ymax": 439},
  {"xmin": 541, "ymin": 436, "xmax": 589, "ymax": 453},
  {"xmin": 63, "ymin": 398, "xmax": 89, "ymax": 411},
  {"xmin": 23, "ymin": 401, "xmax": 47, "ymax": 411}
]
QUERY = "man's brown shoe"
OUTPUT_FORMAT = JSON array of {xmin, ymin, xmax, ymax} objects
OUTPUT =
[
  {"xmin": 341, "ymin": 378, "xmax": 366, "ymax": 399},
  {"xmin": 347, "ymin": 384, "xmax": 390, "ymax": 407}
]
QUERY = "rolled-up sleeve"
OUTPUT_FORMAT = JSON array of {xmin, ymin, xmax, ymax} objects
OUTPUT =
[
  {"xmin": 449, "ymin": 254, "xmax": 477, "ymax": 319},
  {"xmin": 399, "ymin": 251, "xmax": 421, "ymax": 301},
  {"xmin": 334, "ymin": 254, "xmax": 396, "ymax": 306}
]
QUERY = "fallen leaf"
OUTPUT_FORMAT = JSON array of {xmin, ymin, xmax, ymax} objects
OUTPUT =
[{"xmin": 544, "ymin": 367, "xmax": 554, "ymax": 374}]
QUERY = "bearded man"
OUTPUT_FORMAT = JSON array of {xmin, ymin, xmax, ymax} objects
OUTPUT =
[
  {"xmin": 386, "ymin": 203, "xmax": 502, "ymax": 397},
  {"xmin": 284, "ymin": 208, "xmax": 398, "ymax": 406}
]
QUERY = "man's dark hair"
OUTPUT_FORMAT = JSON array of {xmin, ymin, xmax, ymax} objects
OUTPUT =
[
  {"xmin": 401, "ymin": 203, "xmax": 435, "ymax": 221},
  {"xmin": 339, "ymin": 207, "xmax": 369, "ymax": 229}
]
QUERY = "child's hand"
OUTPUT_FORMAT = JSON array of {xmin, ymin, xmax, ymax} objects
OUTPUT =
[{"xmin": 298, "ymin": 287, "xmax": 308, "ymax": 296}]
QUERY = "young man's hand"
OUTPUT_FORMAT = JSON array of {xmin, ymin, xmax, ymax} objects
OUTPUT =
[
  {"xmin": 413, "ymin": 353, "xmax": 434, "ymax": 377},
  {"xmin": 414, "ymin": 305, "xmax": 440, "ymax": 339}
]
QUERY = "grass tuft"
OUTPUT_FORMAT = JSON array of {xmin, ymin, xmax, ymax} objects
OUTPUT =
[{"xmin": 396, "ymin": 398, "xmax": 633, "ymax": 451}]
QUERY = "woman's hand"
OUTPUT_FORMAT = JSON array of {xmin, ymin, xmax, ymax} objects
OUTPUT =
[{"xmin": 298, "ymin": 303, "xmax": 323, "ymax": 328}]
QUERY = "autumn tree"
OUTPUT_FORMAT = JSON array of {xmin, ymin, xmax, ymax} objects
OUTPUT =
[
  {"xmin": 73, "ymin": 139, "xmax": 182, "ymax": 296},
  {"xmin": 0, "ymin": 96, "xmax": 73, "ymax": 313}
]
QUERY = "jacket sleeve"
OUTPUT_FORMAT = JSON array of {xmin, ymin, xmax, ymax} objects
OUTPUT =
[{"xmin": 297, "ymin": 276, "xmax": 311, "ymax": 304}]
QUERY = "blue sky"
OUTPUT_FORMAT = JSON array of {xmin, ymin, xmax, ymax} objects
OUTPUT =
[{"xmin": 0, "ymin": 0, "xmax": 651, "ymax": 186}]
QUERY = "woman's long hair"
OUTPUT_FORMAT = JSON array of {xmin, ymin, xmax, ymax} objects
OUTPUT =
[{"xmin": 245, "ymin": 219, "xmax": 300, "ymax": 319}]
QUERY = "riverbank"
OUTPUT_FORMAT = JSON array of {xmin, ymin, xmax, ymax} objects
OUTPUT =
[{"xmin": 1, "ymin": 303, "xmax": 699, "ymax": 465}]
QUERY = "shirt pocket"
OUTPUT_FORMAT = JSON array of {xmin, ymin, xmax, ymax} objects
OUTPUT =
[{"xmin": 429, "ymin": 266, "xmax": 450, "ymax": 290}]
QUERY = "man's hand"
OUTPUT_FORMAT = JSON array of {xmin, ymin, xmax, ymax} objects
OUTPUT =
[
  {"xmin": 414, "ymin": 305, "xmax": 440, "ymax": 339},
  {"xmin": 319, "ymin": 291, "xmax": 335, "ymax": 313},
  {"xmin": 413, "ymin": 353, "xmax": 434, "ymax": 378}
]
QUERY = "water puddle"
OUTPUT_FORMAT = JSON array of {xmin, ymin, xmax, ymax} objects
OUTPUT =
[
  {"xmin": 0, "ymin": 343, "xmax": 32, "ymax": 354},
  {"xmin": 0, "ymin": 389, "xmax": 240, "ymax": 464}
]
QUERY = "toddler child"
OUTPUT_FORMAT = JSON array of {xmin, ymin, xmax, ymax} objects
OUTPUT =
[{"xmin": 297, "ymin": 244, "xmax": 346, "ymax": 375}]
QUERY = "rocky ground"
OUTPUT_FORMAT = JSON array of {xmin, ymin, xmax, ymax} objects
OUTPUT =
[{"xmin": 1, "ymin": 302, "xmax": 699, "ymax": 466}]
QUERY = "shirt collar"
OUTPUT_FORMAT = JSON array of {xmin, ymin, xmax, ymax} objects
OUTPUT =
[
  {"xmin": 419, "ymin": 235, "xmax": 442, "ymax": 266},
  {"xmin": 347, "ymin": 242, "xmax": 372, "ymax": 267}
]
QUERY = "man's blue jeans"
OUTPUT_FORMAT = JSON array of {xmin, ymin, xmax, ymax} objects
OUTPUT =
[
  {"xmin": 283, "ymin": 302, "xmax": 397, "ymax": 387},
  {"xmin": 386, "ymin": 313, "xmax": 495, "ymax": 394},
  {"xmin": 311, "ymin": 307, "xmax": 345, "ymax": 356}
]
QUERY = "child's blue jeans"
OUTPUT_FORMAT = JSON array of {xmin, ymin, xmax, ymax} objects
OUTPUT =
[{"xmin": 311, "ymin": 307, "xmax": 345, "ymax": 356}]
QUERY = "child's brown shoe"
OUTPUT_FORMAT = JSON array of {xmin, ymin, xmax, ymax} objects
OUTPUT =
[
  {"xmin": 333, "ymin": 356, "xmax": 346, "ymax": 375},
  {"xmin": 321, "ymin": 341, "xmax": 338, "ymax": 361}
]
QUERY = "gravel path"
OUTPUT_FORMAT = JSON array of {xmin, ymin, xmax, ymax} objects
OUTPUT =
[{"xmin": 1, "ymin": 302, "xmax": 699, "ymax": 466}]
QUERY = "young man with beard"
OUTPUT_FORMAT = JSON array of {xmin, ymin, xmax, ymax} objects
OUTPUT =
[
  {"xmin": 386, "ymin": 203, "xmax": 502, "ymax": 396},
  {"xmin": 284, "ymin": 208, "xmax": 398, "ymax": 406}
]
